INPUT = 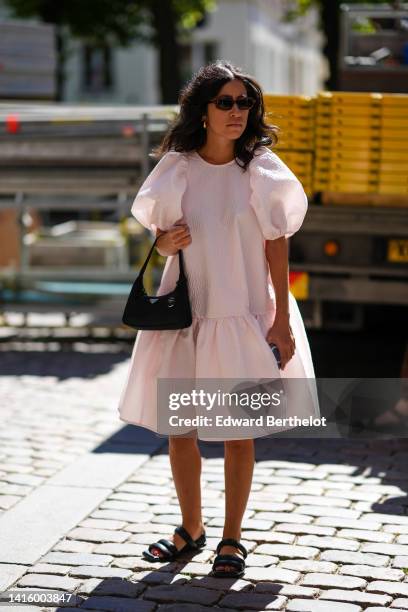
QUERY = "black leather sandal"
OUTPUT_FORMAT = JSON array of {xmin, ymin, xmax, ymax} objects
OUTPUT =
[
  {"xmin": 211, "ymin": 537, "xmax": 248, "ymax": 578},
  {"xmin": 142, "ymin": 525, "xmax": 206, "ymax": 562}
]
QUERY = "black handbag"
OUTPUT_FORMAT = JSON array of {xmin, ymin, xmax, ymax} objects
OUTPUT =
[{"xmin": 122, "ymin": 233, "xmax": 193, "ymax": 330}]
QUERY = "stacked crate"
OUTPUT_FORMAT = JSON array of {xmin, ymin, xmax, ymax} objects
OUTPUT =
[
  {"xmin": 263, "ymin": 94, "xmax": 315, "ymax": 198},
  {"xmin": 314, "ymin": 91, "xmax": 382, "ymax": 196},
  {"xmin": 378, "ymin": 94, "xmax": 408, "ymax": 198}
]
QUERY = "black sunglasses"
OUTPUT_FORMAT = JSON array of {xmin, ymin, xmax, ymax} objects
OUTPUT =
[{"xmin": 208, "ymin": 95, "xmax": 256, "ymax": 111}]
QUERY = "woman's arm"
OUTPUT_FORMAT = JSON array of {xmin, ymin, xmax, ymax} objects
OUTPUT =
[
  {"xmin": 264, "ymin": 237, "xmax": 295, "ymax": 370},
  {"xmin": 265, "ymin": 237, "xmax": 290, "ymax": 322}
]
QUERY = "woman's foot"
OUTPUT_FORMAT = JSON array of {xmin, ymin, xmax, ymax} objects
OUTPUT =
[
  {"xmin": 148, "ymin": 522, "xmax": 205, "ymax": 560},
  {"xmin": 214, "ymin": 543, "xmax": 246, "ymax": 573},
  {"xmin": 212, "ymin": 537, "xmax": 248, "ymax": 577}
]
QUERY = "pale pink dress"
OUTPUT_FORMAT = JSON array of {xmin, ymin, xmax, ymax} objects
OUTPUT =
[{"xmin": 117, "ymin": 146, "xmax": 320, "ymax": 440}]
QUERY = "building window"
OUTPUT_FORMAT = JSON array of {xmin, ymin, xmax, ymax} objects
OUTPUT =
[{"xmin": 82, "ymin": 44, "xmax": 113, "ymax": 93}]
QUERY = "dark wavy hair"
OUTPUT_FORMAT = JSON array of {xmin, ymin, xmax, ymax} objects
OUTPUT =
[{"xmin": 152, "ymin": 59, "xmax": 279, "ymax": 172}]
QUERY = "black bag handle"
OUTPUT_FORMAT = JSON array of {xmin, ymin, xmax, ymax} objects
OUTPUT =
[{"xmin": 137, "ymin": 231, "xmax": 187, "ymax": 282}]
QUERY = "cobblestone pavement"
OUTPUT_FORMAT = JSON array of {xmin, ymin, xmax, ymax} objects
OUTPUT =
[{"xmin": 1, "ymin": 343, "xmax": 408, "ymax": 612}]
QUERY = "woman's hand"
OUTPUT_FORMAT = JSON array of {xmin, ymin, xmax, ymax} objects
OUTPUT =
[
  {"xmin": 266, "ymin": 316, "xmax": 296, "ymax": 371},
  {"xmin": 155, "ymin": 222, "xmax": 192, "ymax": 256}
]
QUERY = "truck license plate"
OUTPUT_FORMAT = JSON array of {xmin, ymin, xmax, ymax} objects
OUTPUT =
[{"xmin": 387, "ymin": 239, "xmax": 408, "ymax": 263}]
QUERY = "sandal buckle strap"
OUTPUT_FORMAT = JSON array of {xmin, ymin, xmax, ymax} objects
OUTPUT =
[
  {"xmin": 216, "ymin": 538, "xmax": 248, "ymax": 558},
  {"xmin": 175, "ymin": 525, "xmax": 198, "ymax": 549}
]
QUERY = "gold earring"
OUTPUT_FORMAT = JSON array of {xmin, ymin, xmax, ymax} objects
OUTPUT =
[{"xmin": 203, "ymin": 119, "xmax": 207, "ymax": 129}]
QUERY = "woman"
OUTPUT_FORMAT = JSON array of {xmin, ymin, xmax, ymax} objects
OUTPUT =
[{"xmin": 118, "ymin": 60, "xmax": 320, "ymax": 578}]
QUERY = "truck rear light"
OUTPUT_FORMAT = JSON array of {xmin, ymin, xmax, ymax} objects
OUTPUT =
[{"xmin": 323, "ymin": 240, "xmax": 340, "ymax": 257}]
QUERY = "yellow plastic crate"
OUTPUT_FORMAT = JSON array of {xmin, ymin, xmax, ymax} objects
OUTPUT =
[
  {"xmin": 378, "ymin": 184, "xmax": 408, "ymax": 195},
  {"xmin": 379, "ymin": 162, "xmax": 408, "ymax": 172},
  {"xmin": 323, "ymin": 150, "xmax": 381, "ymax": 162},
  {"xmin": 317, "ymin": 91, "xmax": 382, "ymax": 105},
  {"xmin": 315, "ymin": 126, "xmax": 380, "ymax": 139},
  {"xmin": 271, "ymin": 117, "xmax": 315, "ymax": 130},
  {"xmin": 315, "ymin": 136, "xmax": 381, "ymax": 150},
  {"xmin": 381, "ymin": 117, "xmax": 408, "ymax": 128},
  {"xmin": 379, "ymin": 174, "xmax": 408, "ymax": 185},
  {"xmin": 381, "ymin": 139, "xmax": 408, "ymax": 150},
  {"xmin": 381, "ymin": 94, "xmax": 408, "ymax": 107},
  {"xmin": 319, "ymin": 182, "xmax": 378, "ymax": 193},
  {"xmin": 316, "ymin": 116, "xmax": 381, "ymax": 128},
  {"xmin": 380, "ymin": 150, "xmax": 408, "ymax": 161},
  {"xmin": 317, "ymin": 160, "xmax": 380, "ymax": 172},
  {"xmin": 316, "ymin": 105, "xmax": 382, "ymax": 117},
  {"xmin": 263, "ymin": 94, "xmax": 314, "ymax": 107},
  {"xmin": 314, "ymin": 170, "xmax": 378, "ymax": 183}
]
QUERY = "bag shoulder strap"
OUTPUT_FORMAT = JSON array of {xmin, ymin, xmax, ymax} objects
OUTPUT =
[{"xmin": 138, "ymin": 232, "xmax": 186, "ymax": 281}]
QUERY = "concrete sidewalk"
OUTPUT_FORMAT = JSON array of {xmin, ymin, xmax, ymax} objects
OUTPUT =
[{"xmin": 1, "ymin": 344, "xmax": 408, "ymax": 611}]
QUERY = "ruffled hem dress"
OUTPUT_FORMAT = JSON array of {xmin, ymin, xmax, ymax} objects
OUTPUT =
[{"xmin": 117, "ymin": 146, "xmax": 320, "ymax": 441}]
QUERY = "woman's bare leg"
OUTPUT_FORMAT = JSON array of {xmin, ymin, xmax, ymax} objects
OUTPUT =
[
  {"xmin": 149, "ymin": 435, "xmax": 205, "ymax": 557},
  {"xmin": 216, "ymin": 439, "xmax": 255, "ymax": 572}
]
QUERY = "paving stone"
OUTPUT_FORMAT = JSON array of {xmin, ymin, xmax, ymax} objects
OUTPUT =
[
  {"xmin": 254, "ymin": 582, "xmax": 318, "ymax": 597},
  {"xmin": 339, "ymin": 564, "xmax": 405, "ymax": 581},
  {"xmin": 325, "ymin": 489, "xmax": 382, "ymax": 502},
  {"xmin": 384, "ymin": 525, "xmax": 408, "ymax": 535},
  {"xmin": 290, "ymin": 495, "xmax": 352, "ymax": 507},
  {"xmin": 41, "ymin": 552, "xmax": 113, "ymax": 566},
  {"xmin": 53, "ymin": 539, "xmax": 95, "ymax": 553},
  {"xmin": 391, "ymin": 599, "xmax": 408, "ymax": 608},
  {"xmin": 177, "ymin": 562, "xmax": 215, "ymax": 576},
  {"xmin": 0, "ymin": 485, "xmax": 109, "ymax": 564},
  {"xmin": 91, "ymin": 510, "xmax": 154, "ymax": 523},
  {"xmin": 68, "ymin": 528, "xmax": 129, "ymax": 543},
  {"xmin": 296, "ymin": 505, "xmax": 361, "ymax": 519},
  {"xmin": 93, "ymin": 543, "xmax": 146, "ymax": 556},
  {"xmin": 156, "ymin": 605, "xmax": 232, "ymax": 612},
  {"xmin": 143, "ymin": 584, "xmax": 221, "ymax": 605},
  {"xmin": 361, "ymin": 543, "xmax": 408, "ymax": 556},
  {"xmin": 113, "ymin": 557, "xmax": 181, "ymax": 572},
  {"xmin": 279, "ymin": 560, "xmax": 337, "ymax": 574},
  {"xmin": 246, "ymin": 553, "xmax": 279, "ymax": 566},
  {"xmin": 286, "ymin": 600, "xmax": 362, "ymax": 611},
  {"xmin": 319, "ymin": 588, "xmax": 392, "ymax": 606},
  {"xmin": 68, "ymin": 565, "xmax": 132, "ymax": 579},
  {"xmin": 77, "ymin": 576, "xmax": 145, "ymax": 596},
  {"xmin": 314, "ymin": 516, "xmax": 381, "ymax": 530},
  {"xmin": 361, "ymin": 514, "xmax": 408, "ymax": 526},
  {"xmin": 392, "ymin": 556, "xmax": 408, "ymax": 568},
  {"xmin": 100, "ymin": 500, "xmax": 150, "ymax": 512},
  {"xmin": 241, "ymin": 512, "xmax": 313, "ymax": 524},
  {"xmin": 189, "ymin": 575, "xmax": 252, "ymax": 591},
  {"xmin": 366, "ymin": 608, "xmax": 407, "ymax": 612},
  {"xmin": 275, "ymin": 523, "xmax": 336, "ymax": 536},
  {"xmin": 17, "ymin": 573, "xmax": 80, "ymax": 591},
  {"xmin": 219, "ymin": 591, "xmax": 287, "ymax": 609},
  {"xmin": 296, "ymin": 535, "xmax": 360, "ymax": 551},
  {"xmin": 396, "ymin": 536, "xmax": 408, "ymax": 544},
  {"xmin": 320, "ymin": 550, "xmax": 390, "ymax": 566},
  {"xmin": 255, "ymin": 544, "xmax": 319, "ymax": 559},
  {"xmin": 242, "ymin": 531, "xmax": 295, "ymax": 544},
  {"xmin": 337, "ymin": 529, "xmax": 394, "ymax": 543},
  {"xmin": 366, "ymin": 581, "xmax": 408, "ymax": 596},
  {"xmin": 0, "ymin": 564, "xmax": 30, "ymax": 590},
  {"xmin": 80, "ymin": 596, "xmax": 155, "ymax": 611},
  {"xmin": 244, "ymin": 566, "xmax": 300, "ymax": 584},
  {"xmin": 27, "ymin": 563, "xmax": 71, "ymax": 575},
  {"xmin": 1, "ymin": 473, "xmax": 44, "ymax": 486},
  {"xmin": 131, "ymin": 571, "xmax": 189, "ymax": 586},
  {"xmin": 300, "ymin": 572, "xmax": 367, "ymax": 589},
  {"xmin": 0, "ymin": 495, "xmax": 21, "ymax": 509},
  {"xmin": 79, "ymin": 519, "xmax": 128, "ymax": 530}
]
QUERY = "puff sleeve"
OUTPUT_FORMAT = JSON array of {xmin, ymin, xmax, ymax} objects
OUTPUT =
[
  {"xmin": 131, "ymin": 151, "xmax": 188, "ymax": 233},
  {"xmin": 249, "ymin": 146, "xmax": 308, "ymax": 240}
]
